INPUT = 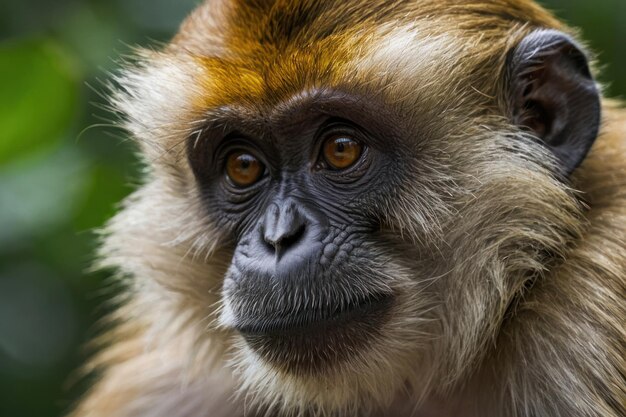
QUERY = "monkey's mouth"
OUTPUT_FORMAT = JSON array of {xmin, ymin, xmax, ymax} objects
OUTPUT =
[
  {"xmin": 235, "ymin": 292, "xmax": 393, "ymax": 335},
  {"xmin": 232, "ymin": 293, "xmax": 394, "ymax": 373}
]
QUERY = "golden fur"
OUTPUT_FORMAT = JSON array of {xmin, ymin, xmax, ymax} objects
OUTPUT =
[{"xmin": 70, "ymin": 1, "xmax": 625, "ymax": 416}]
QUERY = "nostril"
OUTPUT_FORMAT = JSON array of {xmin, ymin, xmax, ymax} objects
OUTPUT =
[
  {"xmin": 278, "ymin": 223, "xmax": 305, "ymax": 249},
  {"xmin": 263, "ymin": 223, "xmax": 306, "ymax": 251}
]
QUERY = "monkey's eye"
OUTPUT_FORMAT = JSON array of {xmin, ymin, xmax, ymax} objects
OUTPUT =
[
  {"xmin": 322, "ymin": 135, "xmax": 363, "ymax": 170},
  {"xmin": 225, "ymin": 150, "xmax": 264, "ymax": 187}
]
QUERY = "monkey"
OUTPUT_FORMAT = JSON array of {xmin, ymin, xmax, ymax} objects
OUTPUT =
[{"xmin": 69, "ymin": 1, "xmax": 626, "ymax": 416}]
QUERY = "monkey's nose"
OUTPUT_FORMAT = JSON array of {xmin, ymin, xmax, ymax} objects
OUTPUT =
[{"xmin": 262, "ymin": 201, "xmax": 307, "ymax": 259}]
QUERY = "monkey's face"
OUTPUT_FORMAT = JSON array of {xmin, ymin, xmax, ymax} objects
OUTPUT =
[{"xmin": 188, "ymin": 91, "xmax": 426, "ymax": 378}]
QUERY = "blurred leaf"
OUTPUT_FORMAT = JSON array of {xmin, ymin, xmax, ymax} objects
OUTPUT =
[
  {"xmin": 0, "ymin": 147, "xmax": 90, "ymax": 247},
  {"xmin": 0, "ymin": 39, "xmax": 79, "ymax": 164},
  {"xmin": 118, "ymin": 0, "xmax": 198, "ymax": 33},
  {"xmin": 57, "ymin": 3, "xmax": 134, "ymax": 73},
  {"xmin": 73, "ymin": 164, "xmax": 134, "ymax": 231},
  {"xmin": 0, "ymin": 0, "xmax": 75, "ymax": 39},
  {"xmin": 0, "ymin": 264, "xmax": 77, "ymax": 375}
]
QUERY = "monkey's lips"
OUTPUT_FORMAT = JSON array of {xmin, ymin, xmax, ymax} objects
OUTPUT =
[
  {"xmin": 235, "ymin": 292, "xmax": 393, "ymax": 335},
  {"xmin": 232, "ymin": 293, "xmax": 394, "ymax": 373}
]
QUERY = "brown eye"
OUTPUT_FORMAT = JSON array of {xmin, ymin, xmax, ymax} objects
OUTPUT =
[
  {"xmin": 225, "ymin": 151, "xmax": 264, "ymax": 187},
  {"xmin": 322, "ymin": 135, "xmax": 362, "ymax": 170}
]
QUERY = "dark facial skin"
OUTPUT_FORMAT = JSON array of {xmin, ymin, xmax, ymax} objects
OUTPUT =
[{"xmin": 188, "ymin": 89, "xmax": 408, "ymax": 373}]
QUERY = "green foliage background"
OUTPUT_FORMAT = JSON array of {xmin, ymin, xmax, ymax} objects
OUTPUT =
[{"xmin": 0, "ymin": 1, "xmax": 623, "ymax": 416}]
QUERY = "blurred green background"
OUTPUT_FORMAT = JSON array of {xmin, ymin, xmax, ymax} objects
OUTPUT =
[{"xmin": 0, "ymin": 1, "xmax": 623, "ymax": 416}]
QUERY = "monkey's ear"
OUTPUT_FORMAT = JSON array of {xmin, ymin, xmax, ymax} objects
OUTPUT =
[{"xmin": 507, "ymin": 29, "xmax": 601, "ymax": 175}]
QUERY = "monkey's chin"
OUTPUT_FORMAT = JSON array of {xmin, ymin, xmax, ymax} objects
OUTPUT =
[{"xmin": 232, "ymin": 293, "xmax": 394, "ymax": 375}]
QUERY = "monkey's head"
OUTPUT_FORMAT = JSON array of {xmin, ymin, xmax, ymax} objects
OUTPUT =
[{"xmin": 105, "ymin": 0, "xmax": 600, "ymax": 414}]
